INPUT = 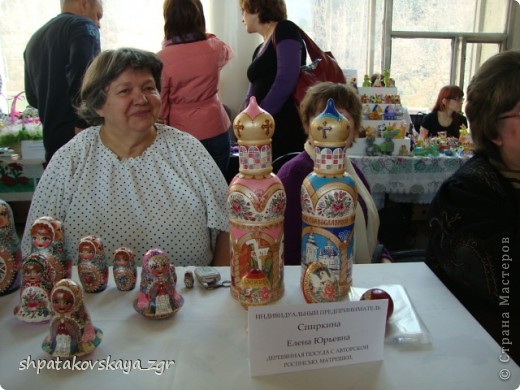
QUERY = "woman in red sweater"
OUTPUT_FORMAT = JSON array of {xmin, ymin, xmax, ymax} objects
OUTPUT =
[{"xmin": 158, "ymin": 0, "xmax": 233, "ymax": 175}]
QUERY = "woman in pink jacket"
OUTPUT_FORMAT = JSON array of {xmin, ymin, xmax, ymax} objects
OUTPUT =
[{"xmin": 158, "ymin": 0, "xmax": 233, "ymax": 175}]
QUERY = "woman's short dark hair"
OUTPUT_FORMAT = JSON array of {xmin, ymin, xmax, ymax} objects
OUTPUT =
[
  {"xmin": 299, "ymin": 82, "xmax": 362, "ymax": 136},
  {"xmin": 78, "ymin": 48, "xmax": 163, "ymax": 125},
  {"xmin": 465, "ymin": 50, "xmax": 520, "ymax": 154},
  {"xmin": 239, "ymin": 0, "xmax": 287, "ymax": 23},
  {"xmin": 163, "ymin": 0, "xmax": 206, "ymax": 41}
]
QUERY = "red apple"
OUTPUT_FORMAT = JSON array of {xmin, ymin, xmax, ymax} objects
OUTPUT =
[{"xmin": 360, "ymin": 288, "xmax": 394, "ymax": 320}]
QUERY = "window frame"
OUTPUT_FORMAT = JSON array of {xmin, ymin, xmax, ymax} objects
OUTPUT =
[{"xmin": 381, "ymin": 0, "xmax": 514, "ymax": 92}]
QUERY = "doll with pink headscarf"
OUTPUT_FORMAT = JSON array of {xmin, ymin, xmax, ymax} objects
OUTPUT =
[{"xmin": 134, "ymin": 248, "xmax": 183, "ymax": 319}]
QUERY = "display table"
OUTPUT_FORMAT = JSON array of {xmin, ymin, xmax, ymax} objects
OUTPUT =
[
  {"xmin": 229, "ymin": 153, "xmax": 469, "ymax": 206},
  {"xmin": 0, "ymin": 263, "xmax": 518, "ymax": 390},
  {"xmin": 350, "ymin": 155, "xmax": 469, "ymax": 206},
  {"xmin": 0, "ymin": 157, "xmax": 45, "ymax": 201}
]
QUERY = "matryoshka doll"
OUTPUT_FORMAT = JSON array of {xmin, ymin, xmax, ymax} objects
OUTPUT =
[
  {"xmin": 133, "ymin": 248, "xmax": 184, "ymax": 319},
  {"xmin": 42, "ymin": 279, "xmax": 103, "ymax": 358},
  {"xmin": 30, "ymin": 217, "xmax": 64, "ymax": 283},
  {"xmin": 13, "ymin": 253, "xmax": 53, "ymax": 322},
  {"xmin": 77, "ymin": 236, "xmax": 108, "ymax": 293},
  {"xmin": 227, "ymin": 96, "xmax": 286, "ymax": 308},
  {"xmin": 112, "ymin": 247, "xmax": 137, "ymax": 291},
  {"xmin": 35, "ymin": 216, "xmax": 71, "ymax": 280},
  {"xmin": 300, "ymin": 99, "xmax": 357, "ymax": 302},
  {"xmin": 0, "ymin": 199, "xmax": 22, "ymax": 296}
]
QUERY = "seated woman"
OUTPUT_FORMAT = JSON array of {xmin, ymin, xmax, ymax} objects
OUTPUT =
[
  {"xmin": 427, "ymin": 51, "xmax": 519, "ymax": 364},
  {"xmin": 277, "ymin": 82, "xmax": 392, "ymax": 265},
  {"xmin": 420, "ymin": 85, "xmax": 468, "ymax": 138},
  {"xmin": 21, "ymin": 47, "xmax": 229, "ymax": 267}
]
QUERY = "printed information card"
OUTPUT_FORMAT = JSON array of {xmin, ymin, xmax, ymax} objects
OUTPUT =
[{"xmin": 248, "ymin": 300, "xmax": 387, "ymax": 376}]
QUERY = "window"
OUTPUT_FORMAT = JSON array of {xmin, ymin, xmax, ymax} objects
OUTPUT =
[
  {"xmin": 285, "ymin": 0, "xmax": 514, "ymax": 110},
  {"xmin": 0, "ymin": 0, "xmax": 517, "ymax": 114}
]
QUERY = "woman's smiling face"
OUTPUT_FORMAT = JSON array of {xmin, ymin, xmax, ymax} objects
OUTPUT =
[{"xmin": 95, "ymin": 67, "xmax": 161, "ymax": 136}]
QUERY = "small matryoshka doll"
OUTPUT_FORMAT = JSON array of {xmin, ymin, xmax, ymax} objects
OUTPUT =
[
  {"xmin": 30, "ymin": 217, "xmax": 62, "ymax": 284},
  {"xmin": 112, "ymin": 247, "xmax": 137, "ymax": 291},
  {"xmin": 34, "ymin": 216, "xmax": 71, "ymax": 280},
  {"xmin": 134, "ymin": 248, "xmax": 184, "ymax": 319},
  {"xmin": 77, "ymin": 236, "xmax": 108, "ymax": 293},
  {"xmin": 0, "ymin": 199, "xmax": 22, "ymax": 296},
  {"xmin": 13, "ymin": 253, "xmax": 53, "ymax": 322},
  {"xmin": 42, "ymin": 279, "xmax": 103, "ymax": 358}
]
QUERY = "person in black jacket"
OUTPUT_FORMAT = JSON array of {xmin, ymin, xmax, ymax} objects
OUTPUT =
[
  {"xmin": 240, "ymin": 0, "xmax": 307, "ymax": 160},
  {"xmin": 427, "ymin": 50, "xmax": 520, "ymax": 364},
  {"xmin": 24, "ymin": 0, "xmax": 103, "ymax": 162},
  {"xmin": 420, "ymin": 85, "xmax": 468, "ymax": 138}
]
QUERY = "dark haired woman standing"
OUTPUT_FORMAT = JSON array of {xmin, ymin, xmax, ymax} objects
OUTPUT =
[
  {"xmin": 158, "ymin": 0, "xmax": 233, "ymax": 175},
  {"xmin": 239, "ymin": 0, "xmax": 307, "ymax": 160}
]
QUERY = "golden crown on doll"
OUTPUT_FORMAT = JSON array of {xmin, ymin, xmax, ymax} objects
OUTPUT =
[
  {"xmin": 233, "ymin": 96, "xmax": 275, "ymax": 145},
  {"xmin": 310, "ymin": 99, "xmax": 350, "ymax": 147}
]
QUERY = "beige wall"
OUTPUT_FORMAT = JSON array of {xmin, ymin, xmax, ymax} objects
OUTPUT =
[{"xmin": 206, "ymin": 2, "xmax": 261, "ymax": 117}]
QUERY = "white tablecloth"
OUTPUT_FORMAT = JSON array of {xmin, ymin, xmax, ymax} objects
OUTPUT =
[
  {"xmin": 0, "ymin": 263, "xmax": 518, "ymax": 390},
  {"xmin": 350, "ymin": 155, "xmax": 470, "ymax": 206}
]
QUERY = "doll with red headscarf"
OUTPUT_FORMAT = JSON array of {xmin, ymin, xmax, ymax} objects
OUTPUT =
[
  {"xmin": 112, "ymin": 247, "xmax": 137, "ymax": 291},
  {"xmin": 77, "ymin": 235, "xmax": 108, "ymax": 293},
  {"xmin": 13, "ymin": 253, "xmax": 53, "ymax": 322},
  {"xmin": 30, "ymin": 216, "xmax": 71, "ymax": 283}
]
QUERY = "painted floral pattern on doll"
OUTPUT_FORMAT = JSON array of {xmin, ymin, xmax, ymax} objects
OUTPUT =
[
  {"xmin": 301, "ymin": 261, "xmax": 340, "ymax": 303},
  {"xmin": 77, "ymin": 236, "xmax": 108, "ymax": 293},
  {"xmin": 238, "ymin": 268, "xmax": 271, "ymax": 308},
  {"xmin": 134, "ymin": 248, "xmax": 183, "ymax": 319},
  {"xmin": 301, "ymin": 99, "xmax": 357, "ymax": 300},
  {"xmin": 227, "ymin": 97, "xmax": 286, "ymax": 307},
  {"xmin": 30, "ymin": 216, "xmax": 71, "ymax": 283},
  {"xmin": 42, "ymin": 279, "xmax": 103, "ymax": 357},
  {"xmin": 13, "ymin": 253, "xmax": 53, "ymax": 322},
  {"xmin": 112, "ymin": 247, "xmax": 137, "ymax": 291},
  {"xmin": 0, "ymin": 200, "xmax": 22, "ymax": 296}
]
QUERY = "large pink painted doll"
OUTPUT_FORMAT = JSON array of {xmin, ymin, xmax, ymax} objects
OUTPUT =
[
  {"xmin": 77, "ymin": 235, "xmax": 108, "ymax": 293},
  {"xmin": 13, "ymin": 253, "xmax": 53, "ymax": 322},
  {"xmin": 42, "ymin": 279, "xmax": 103, "ymax": 357},
  {"xmin": 227, "ymin": 97, "xmax": 286, "ymax": 308},
  {"xmin": 112, "ymin": 247, "xmax": 137, "ymax": 291},
  {"xmin": 0, "ymin": 199, "xmax": 22, "ymax": 296},
  {"xmin": 134, "ymin": 248, "xmax": 183, "ymax": 319},
  {"xmin": 30, "ymin": 216, "xmax": 71, "ymax": 283}
]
